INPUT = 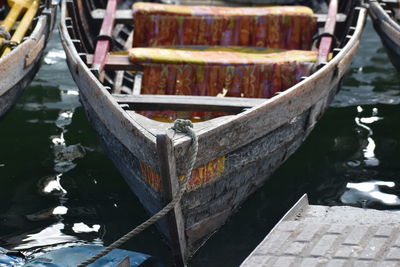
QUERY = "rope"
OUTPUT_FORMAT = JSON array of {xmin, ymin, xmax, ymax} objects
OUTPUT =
[
  {"xmin": 77, "ymin": 119, "xmax": 198, "ymax": 267},
  {"xmin": 0, "ymin": 26, "xmax": 19, "ymax": 49},
  {"xmin": 0, "ymin": 26, "xmax": 10, "ymax": 40}
]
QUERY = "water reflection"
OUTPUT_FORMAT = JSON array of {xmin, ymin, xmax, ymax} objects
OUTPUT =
[
  {"xmin": 39, "ymin": 174, "xmax": 66, "ymax": 196},
  {"xmin": 14, "ymin": 223, "xmax": 78, "ymax": 250},
  {"xmin": 353, "ymin": 105, "xmax": 382, "ymax": 167},
  {"xmin": 72, "ymin": 223, "xmax": 100, "ymax": 234},
  {"xmin": 333, "ymin": 19, "xmax": 400, "ymax": 107},
  {"xmin": 339, "ymin": 106, "xmax": 399, "ymax": 208},
  {"xmin": 341, "ymin": 180, "xmax": 400, "ymax": 207},
  {"xmin": 0, "ymin": 29, "xmax": 98, "ymax": 253}
]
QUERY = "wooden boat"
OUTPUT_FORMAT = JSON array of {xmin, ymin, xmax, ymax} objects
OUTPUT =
[
  {"xmin": 0, "ymin": 0, "xmax": 57, "ymax": 118},
  {"xmin": 369, "ymin": 0, "xmax": 400, "ymax": 71},
  {"xmin": 59, "ymin": 0, "xmax": 366, "ymax": 265}
]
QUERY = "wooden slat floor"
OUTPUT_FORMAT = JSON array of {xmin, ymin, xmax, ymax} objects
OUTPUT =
[{"xmin": 241, "ymin": 195, "xmax": 400, "ymax": 267}]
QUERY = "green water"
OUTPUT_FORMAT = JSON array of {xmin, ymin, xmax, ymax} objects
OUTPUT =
[{"xmin": 1, "ymin": 19, "xmax": 400, "ymax": 266}]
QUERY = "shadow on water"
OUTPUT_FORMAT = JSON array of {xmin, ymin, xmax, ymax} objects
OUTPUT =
[{"xmin": 0, "ymin": 18, "xmax": 400, "ymax": 267}]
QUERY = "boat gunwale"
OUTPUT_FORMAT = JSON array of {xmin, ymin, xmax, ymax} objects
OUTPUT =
[{"xmin": 369, "ymin": 0, "xmax": 400, "ymax": 32}]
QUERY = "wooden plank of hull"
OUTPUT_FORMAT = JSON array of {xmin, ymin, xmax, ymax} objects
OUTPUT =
[
  {"xmin": 182, "ymin": 110, "xmax": 312, "ymax": 252},
  {"xmin": 157, "ymin": 133, "xmax": 187, "ymax": 266},
  {"xmin": 59, "ymin": 0, "xmax": 367, "ymax": 263},
  {"xmin": 0, "ymin": 5, "xmax": 57, "ymax": 118},
  {"xmin": 369, "ymin": 1, "xmax": 400, "ymax": 71}
]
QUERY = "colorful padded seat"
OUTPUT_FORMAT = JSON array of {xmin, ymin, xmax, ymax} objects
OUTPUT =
[
  {"xmin": 128, "ymin": 47, "xmax": 317, "ymax": 121},
  {"xmin": 132, "ymin": 2, "xmax": 317, "ymax": 50}
]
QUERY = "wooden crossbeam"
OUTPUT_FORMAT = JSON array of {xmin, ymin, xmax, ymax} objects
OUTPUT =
[
  {"xmin": 85, "ymin": 54, "xmax": 143, "ymax": 71},
  {"xmin": 92, "ymin": 9, "xmax": 132, "ymax": 24},
  {"xmin": 92, "ymin": 0, "xmax": 120, "ymax": 72},
  {"xmin": 113, "ymin": 94, "xmax": 266, "ymax": 112},
  {"xmin": 90, "ymin": 8, "xmax": 347, "ymax": 26},
  {"xmin": 317, "ymin": 0, "xmax": 338, "ymax": 65}
]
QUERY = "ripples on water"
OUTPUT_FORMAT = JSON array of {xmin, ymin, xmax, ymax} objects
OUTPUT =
[{"xmin": 0, "ymin": 19, "xmax": 400, "ymax": 266}]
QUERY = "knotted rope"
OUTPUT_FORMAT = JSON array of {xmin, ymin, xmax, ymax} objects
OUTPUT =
[
  {"xmin": 0, "ymin": 26, "xmax": 10, "ymax": 40},
  {"xmin": 0, "ymin": 26, "xmax": 18, "ymax": 49},
  {"xmin": 77, "ymin": 119, "xmax": 198, "ymax": 267}
]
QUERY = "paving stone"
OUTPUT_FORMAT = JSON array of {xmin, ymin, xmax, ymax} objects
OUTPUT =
[
  {"xmin": 327, "ymin": 224, "xmax": 347, "ymax": 235},
  {"xmin": 256, "ymin": 231, "xmax": 291, "ymax": 254},
  {"xmin": 272, "ymin": 256, "xmax": 295, "ymax": 267},
  {"xmin": 374, "ymin": 227, "xmax": 394, "ymax": 237},
  {"xmin": 326, "ymin": 259, "xmax": 347, "ymax": 267},
  {"xmin": 385, "ymin": 247, "xmax": 400, "ymax": 260},
  {"xmin": 334, "ymin": 244, "xmax": 362, "ymax": 258},
  {"xmin": 354, "ymin": 260, "xmax": 373, "ymax": 266},
  {"xmin": 342, "ymin": 226, "xmax": 369, "ymax": 246},
  {"xmin": 295, "ymin": 224, "xmax": 321, "ymax": 242},
  {"xmin": 284, "ymin": 241, "xmax": 307, "ymax": 256},
  {"xmin": 299, "ymin": 257, "xmax": 327, "ymax": 267},
  {"xmin": 392, "ymin": 234, "xmax": 400, "ymax": 247},
  {"xmin": 277, "ymin": 221, "xmax": 299, "ymax": 232},
  {"xmin": 359, "ymin": 237, "xmax": 387, "ymax": 260},
  {"xmin": 381, "ymin": 261, "xmax": 400, "ymax": 267},
  {"xmin": 309, "ymin": 234, "xmax": 337, "ymax": 257}
]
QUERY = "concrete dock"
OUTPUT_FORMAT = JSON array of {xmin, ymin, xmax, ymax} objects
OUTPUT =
[{"xmin": 241, "ymin": 195, "xmax": 400, "ymax": 266}]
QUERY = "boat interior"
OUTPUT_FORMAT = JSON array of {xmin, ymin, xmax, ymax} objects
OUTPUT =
[
  {"xmin": 64, "ymin": 0, "xmax": 358, "ymax": 123},
  {"xmin": 0, "ymin": 0, "xmax": 44, "ymax": 58},
  {"xmin": 376, "ymin": 0, "xmax": 400, "ymax": 21}
]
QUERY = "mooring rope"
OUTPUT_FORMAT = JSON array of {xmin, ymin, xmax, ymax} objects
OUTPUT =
[
  {"xmin": 0, "ymin": 26, "xmax": 10, "ymax": 40},
  {"xmin": 77, "ymin": 119, "xmax": 198, "ymax": 267},
  {"xmin": 0, "ymin": 26, "xmax": 18, "ymax": 49}
]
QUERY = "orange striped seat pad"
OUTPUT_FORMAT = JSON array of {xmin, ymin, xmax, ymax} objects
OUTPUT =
[
  {"xmin": 129, "ymin": 47, "xmax": 317, "ymax": 121},
  {"xmin": 129, "ymin": 46, "xmax": 316, "ymax": 95},
  {"xmin": 132, "ymin": 2, "xmax": 317, "ymax": 50}
]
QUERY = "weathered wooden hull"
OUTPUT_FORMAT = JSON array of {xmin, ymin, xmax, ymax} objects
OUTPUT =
[
  {"xmin": 59, "ymin": 0, "xmax": 367, "ymax": 264},
  {"xmin": 79, "ymin": 82, "xmax": 340, "ymax": 256},
  {"xmin": 369, "ymin": 0, "xmax": 400, "ymax": 71},
  {"xmin": 0, "ymin": 2, "xmax": 57, "ymax": 118},
  {"xmin": 0, "ymin": 55, "xmax": 42, "ymax": 117}
]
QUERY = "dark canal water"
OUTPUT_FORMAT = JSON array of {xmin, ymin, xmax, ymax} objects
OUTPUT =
[{"xmin": 1, "ymin": 18, "xmax": 400, "ymax": 266}]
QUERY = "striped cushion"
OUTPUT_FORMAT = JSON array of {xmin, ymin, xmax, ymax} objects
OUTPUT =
[
  {"xmin": 132, "ymin": 2, "xmax": 317, "ymax": 50},
  {"xmin": 129, "ymin": 47, "xmax": 316, "ymax": 120},
  {"xmin": 128, "ymin": 47, "xmax": 317, "ymax": 97}
]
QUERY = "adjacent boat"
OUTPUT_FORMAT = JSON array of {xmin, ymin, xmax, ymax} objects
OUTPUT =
[
  {"xmin": 1, "ymin": 245, "xmax": 163, "ymax": 266},
  {"xmin": 0, "ymin": 0, "xmax": 57, "ymax": 118},
  {"xmin": 59, "ymin": 0, "xmax": 366, "ymax": 265},
  {"xmin": 369, "ymin": 0, "xmax": 400, "ymax": 71}
]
